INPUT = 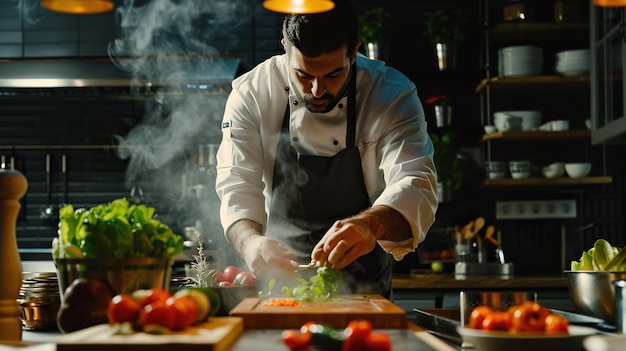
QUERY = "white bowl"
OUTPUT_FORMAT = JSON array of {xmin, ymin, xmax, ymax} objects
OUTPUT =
[
  {"xmin": 565, "ymin": 163, "xmax": 591, "ymax": 178},
  {"xmin": 542, "ymin": 162, "xmax": 565, "ymax": 178},
  {"xmin": 457, "ymin": 325, "xmax": 597, "ymax": 351},
  {"xmin": 509, "ymin": 160, "xmax": 532, "ymax": 179},
  {"xmin": 494, "ymin": 111, "xmax": 542, "ymax": 131},
  {"xmin": 484, "ymin": 125, "xmax": 497, "ymax": 134}
]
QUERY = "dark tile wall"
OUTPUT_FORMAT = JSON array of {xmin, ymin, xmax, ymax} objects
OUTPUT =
[{"xmin": 0, "ymin": 0, "xmax": 283, "ymax": 258}]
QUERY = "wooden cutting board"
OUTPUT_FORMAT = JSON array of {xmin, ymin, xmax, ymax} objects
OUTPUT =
[
  {"xmin": 230, "ymin": 294, "xmax": 407, "ymax": 329},
  {"xmin": 56, "ymin": 317, "xmax": 243, "ymax": 351}
]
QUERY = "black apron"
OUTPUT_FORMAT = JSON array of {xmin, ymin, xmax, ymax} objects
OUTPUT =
[{"xmin": 269, "ymin": 67, "xmax": 392, "ymax": 298}]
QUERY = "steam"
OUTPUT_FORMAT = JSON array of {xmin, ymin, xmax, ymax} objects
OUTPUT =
[{"xmin": 107, "ymin": 0, "xmax": 255, "ymax": 260}]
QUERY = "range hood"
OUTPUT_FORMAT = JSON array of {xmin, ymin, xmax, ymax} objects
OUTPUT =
[{"xmin": 0, "ymin": 57, "xmax": 240, "ymax": 97}]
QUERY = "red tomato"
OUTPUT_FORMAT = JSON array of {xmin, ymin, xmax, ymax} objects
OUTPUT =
[
  {"xmin": 233, "ymin": 271, "xmax": 256, "ymax": 287},
  {"xmin": 133, "ymin": 288, "xmax": 172, "ymax": 307},
  {"xmin": 544, "ymin": 314, "xmax": 569, "ymax": 334},
  {"xmin": 107, "ymin": 294, "xmax": 142, "ymax": 325},
  {"xmin": 140, "ymin": 301, "xmax": 177, "ymax": 331},
  {"xmin": 342, "ymin": 320, "xmax": 373, "ymax": 351},
  {"xmin": 365, "ymin": 332, "xmax": 392, "ymax": 351},
  {"xmin": 481, "ymin": 311, "xmax": 512, "ymax": 331},
  {"xmin": 222, "ymin": 266, "xmax": 241, "ymax": 283},
  {"xmin": 510, "ymin": 302, "xmax": 551, "ymax": 332},
  {"xmin": 468, "ymin": 305, "xmax": 494, "ymax": 329},
  {"xmin": 167, "ymin": 295, "xmax": 197, "ymax": 331},
  {"xmin": 282, "ymin": 329, "xmax": 311, "ymax": 350}
]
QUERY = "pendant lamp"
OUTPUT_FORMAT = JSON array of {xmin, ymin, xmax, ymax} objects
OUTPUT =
[
  {"xmin": 262, "ymin": 0, "xmax": 334, "ymax": 14},
  {"xmin": 593, "ymin": 0, "xmax": 626, "ymax": 6},
  {"xmin": 41, "ymin": 0, "xmax": 114, "ymax": 15}
]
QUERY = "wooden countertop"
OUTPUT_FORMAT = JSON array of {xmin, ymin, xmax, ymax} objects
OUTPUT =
[{"xmin": 392, "ymin": 273, "xmax": 569, "ymax": 290}]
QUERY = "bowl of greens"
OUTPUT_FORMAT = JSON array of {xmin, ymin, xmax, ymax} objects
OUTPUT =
[
  {"xmin": 52, "ymin": 198, "xmax": 183, "ymax": 298},
  {"xmin": 566, "ymin": 239, "xmax": 626, "ymax": 324}
]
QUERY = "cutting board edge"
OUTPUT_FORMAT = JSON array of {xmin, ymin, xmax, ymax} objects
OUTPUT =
[{"xmin": 56, "ymin": 316, "xmax": 244, "ymax": 351}]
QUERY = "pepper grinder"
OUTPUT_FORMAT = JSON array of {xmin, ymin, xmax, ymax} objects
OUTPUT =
[{"xmin": 0, "ymin": 169, "xmax": 28, "ymax": 340}]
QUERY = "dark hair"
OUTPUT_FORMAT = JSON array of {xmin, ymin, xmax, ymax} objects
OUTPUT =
[{"xmin": 281, "ymin": 0, "xmax": 358, "ymax": 58}]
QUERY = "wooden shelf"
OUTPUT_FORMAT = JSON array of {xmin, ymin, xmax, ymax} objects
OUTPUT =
[
  {"xmin": 482, "ymin": 176, "xmax": 613, "ymax": 187},
  {"xmin": 475, "ymin": 75, "xmax": 590, "ymax": 93},
  {"xmin": 482, "ymin": 130, "xmax": 591, "ymax": 142},
  {"xmin": 489, "ymin": 22, "xmax": 589, "ymax": 44}
]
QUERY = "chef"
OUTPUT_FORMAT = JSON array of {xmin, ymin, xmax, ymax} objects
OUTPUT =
[{"xmin": 215, "ymin": 0, "xmax": 437, "ymax": 299}]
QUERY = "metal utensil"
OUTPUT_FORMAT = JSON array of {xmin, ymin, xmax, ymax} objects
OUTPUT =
[
  {"xmin": 296, "ymin": 264, "xmax": 316, "ymax": 271},
  {"xmin": 61, "ymin": 153, "xmax": 68, "ymax": 205},
  {"xmin": 39, "ymin": 153, "xmax": 54, "ymax": 219},
  {"xmin": 495, "ymin": 230, "xmax": 506, "ymax": 264}
]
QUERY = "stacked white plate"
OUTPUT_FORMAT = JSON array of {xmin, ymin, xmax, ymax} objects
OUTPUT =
[
  {"xmin": 498, "ymin": 46, "xmax": 543, "ymax": 77},
  {"xmin": 555, "ymin": 49, "xmax": 589, "ymax": 76}
]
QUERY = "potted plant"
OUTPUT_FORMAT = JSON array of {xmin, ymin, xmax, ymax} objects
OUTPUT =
[
  {"xmin": 430, "ymin": 132, "xmax": 477, "ymax": 202},
  {"xmin": 425, "ymin": 94, "xmax": 452, "ymax": 128},
  {"xmin": 422, "ymin": 9, "xmax": 471, "ymax": 71},
  {"xmin": 358, "ymin": 6, "xmax": 393, "ymax": 60}
]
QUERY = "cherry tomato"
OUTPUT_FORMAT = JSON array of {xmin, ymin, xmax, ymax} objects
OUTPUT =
[
  {"xmin": 342, "ymin": 320, "xmax": 373, "ymax": 351},
  {"xmin": 282, "ymin": 329, "xmax": 311, "ymax": 350},
  {"xmin": 233, "ymin": 271, "xmax": 256, "ymax": 287},
  {"xmin": 222, "ymin": 266, "xmax": 241, "ymax": 283},
  {"xmin": 365, "ymin": 332, "xmax": 392, "ymax": 351},
  {"xmin": 510, "ymin": 301, "xmax": 551, "ymax": 332},
  {"xmin": 167, "ymin": 295, "xmax": 197, "ymax": 330},
  {"xmin": 107, "ymin": 294, "xmax": 142, "ymax": 325},
  {"xmin": 544, "ymin": 314, "xmax": 569, "ymax": 334},
  {"xmin": 481, "ymin": 311, "xmax": 512, "ymax": 331},
  {"xmin": 468, "ymin": 305, "xmax": 494, "ymax": 329},
  {"xmin": 140, "ymin": 300, "xmax": 177, "ymax": 331}
]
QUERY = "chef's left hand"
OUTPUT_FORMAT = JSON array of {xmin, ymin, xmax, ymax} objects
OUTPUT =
[{"xmin": 311, "ymin": 219, "xmax": 377, "ymax": 270}]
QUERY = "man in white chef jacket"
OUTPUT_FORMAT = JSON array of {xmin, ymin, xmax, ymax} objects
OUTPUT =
[{"xmin": 216, "ymin": 0, "xmax": 437, "ymax": 299}]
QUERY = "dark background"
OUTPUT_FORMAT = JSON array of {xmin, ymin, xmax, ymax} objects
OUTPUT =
[{"xmin": 1, "ymin": 0, "xmax": 623, "ymax": 276}]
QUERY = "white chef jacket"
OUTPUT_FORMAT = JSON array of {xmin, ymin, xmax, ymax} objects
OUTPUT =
[{"xmin": 216, "ymin": 53, "xmax": 438, "ymax": 260}]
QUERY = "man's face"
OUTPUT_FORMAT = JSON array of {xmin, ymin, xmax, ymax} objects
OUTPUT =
[{"xmin": 285, "ymin": 44, "xmax": 355, "ymax": 113}]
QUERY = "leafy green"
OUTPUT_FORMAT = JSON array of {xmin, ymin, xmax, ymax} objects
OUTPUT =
[
  {"xmin": 259, "ymin": 267, "xmax": 342, "ymax": 302},
  {"xmin": 571, "ymin": 239, "xmax": 626, "ymax": 271},
  {"xmin": 53, "ymin": 198, "xmax": 183, "ymax": 259}
]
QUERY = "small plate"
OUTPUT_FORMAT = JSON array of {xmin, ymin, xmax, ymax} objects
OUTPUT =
[{"xmin": 457, "ymin": 325, "xmax": 597, "ymax": 351}]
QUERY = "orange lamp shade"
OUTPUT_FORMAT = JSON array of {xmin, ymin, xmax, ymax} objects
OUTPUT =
[
  {"xmin": 41, "ymin": 0, "xmax": 114, "ymax": 15},
  {"xmin": 593, "ymin": 0, "xmax": 626, "ymax": 7},
  {"xmin": 262, "ymin": 0, "xmax": 335, "ymax": 14}
]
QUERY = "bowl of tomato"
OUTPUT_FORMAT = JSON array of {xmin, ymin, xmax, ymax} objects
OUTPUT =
[
  {"xmin": 457, "ymin": 325, "xmax": 596, "ymax": 351},
  {"xmin": 459, "ymin": 301, "xmax": 596, "ymax": 351}
]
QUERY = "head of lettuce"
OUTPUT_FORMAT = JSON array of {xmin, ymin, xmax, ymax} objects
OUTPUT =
[{"xmin": 52, "ymin": 198, "xmax": 183, "ymax": 259}]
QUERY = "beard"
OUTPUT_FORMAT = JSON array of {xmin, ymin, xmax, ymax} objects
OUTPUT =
[{"xmin": 294, "ymin": 67, "xmax": 353, "ymax": 114}]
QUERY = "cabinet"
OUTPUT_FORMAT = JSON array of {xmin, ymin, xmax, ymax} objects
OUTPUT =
[
  {"xmin": 589, "ymin": 5, "xmax": 626, "ymax": 145},
  {"xmin": 478, "ymin": 0, "xmax": 612, "ymax": 187}
]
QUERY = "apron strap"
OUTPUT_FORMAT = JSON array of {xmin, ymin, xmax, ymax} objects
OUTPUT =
[{"xmin": 346, "ymin": 64, "xmax": 357, "ymax": 147}]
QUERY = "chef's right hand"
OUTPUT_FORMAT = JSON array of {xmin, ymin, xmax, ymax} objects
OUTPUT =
[{"xmin": 240, "ymin": 235, "xmax": 299, "ymax": 280}]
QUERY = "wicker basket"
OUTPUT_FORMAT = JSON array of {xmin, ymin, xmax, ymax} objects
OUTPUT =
[{"xmin": 54, "ymin": 257, "xmax": 173, "ymax": 299}]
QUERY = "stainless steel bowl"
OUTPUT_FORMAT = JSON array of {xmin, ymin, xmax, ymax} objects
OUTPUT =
[{"xmin": 565, "ymin": 270, "xmax": 626, "ymax": 324}]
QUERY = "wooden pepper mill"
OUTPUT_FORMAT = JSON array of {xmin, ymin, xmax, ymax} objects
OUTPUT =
[{"xmin": 0, "ymin": 169, "xmax": 28, "ymax": 340}]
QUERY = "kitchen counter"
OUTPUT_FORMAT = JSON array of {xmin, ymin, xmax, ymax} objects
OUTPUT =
[
  {"xmin": 392, "ymin": 273, "xmax": 569, "ymax": 290},
  {"xmin": 18, "ymin": 321, "xmax": 460, "ymax": 351}
]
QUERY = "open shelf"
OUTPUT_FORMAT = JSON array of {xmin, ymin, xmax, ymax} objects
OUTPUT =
[
  {"xmin": 482, "ymin": 130, "xmax": 591, "ymax": 142},
  {"xmin": 482, "ymin": 176, "xmax": 613, "ymax": 187},
  {"xmin": 475, "ymin": 75, "xmax": 590, "ymax": 93}
]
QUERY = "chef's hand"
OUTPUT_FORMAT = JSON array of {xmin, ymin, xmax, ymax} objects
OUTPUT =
[
  {"xmin": 226, "ymin": 219, "xmax": 298, "ymax": 280},
  {"xmin": 311, "ymin": 219, "xmax": 377, "ymax": 270},
  {"xmin": 240, "ymin": 235, "xmax": 299, "ymax": 279}
]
